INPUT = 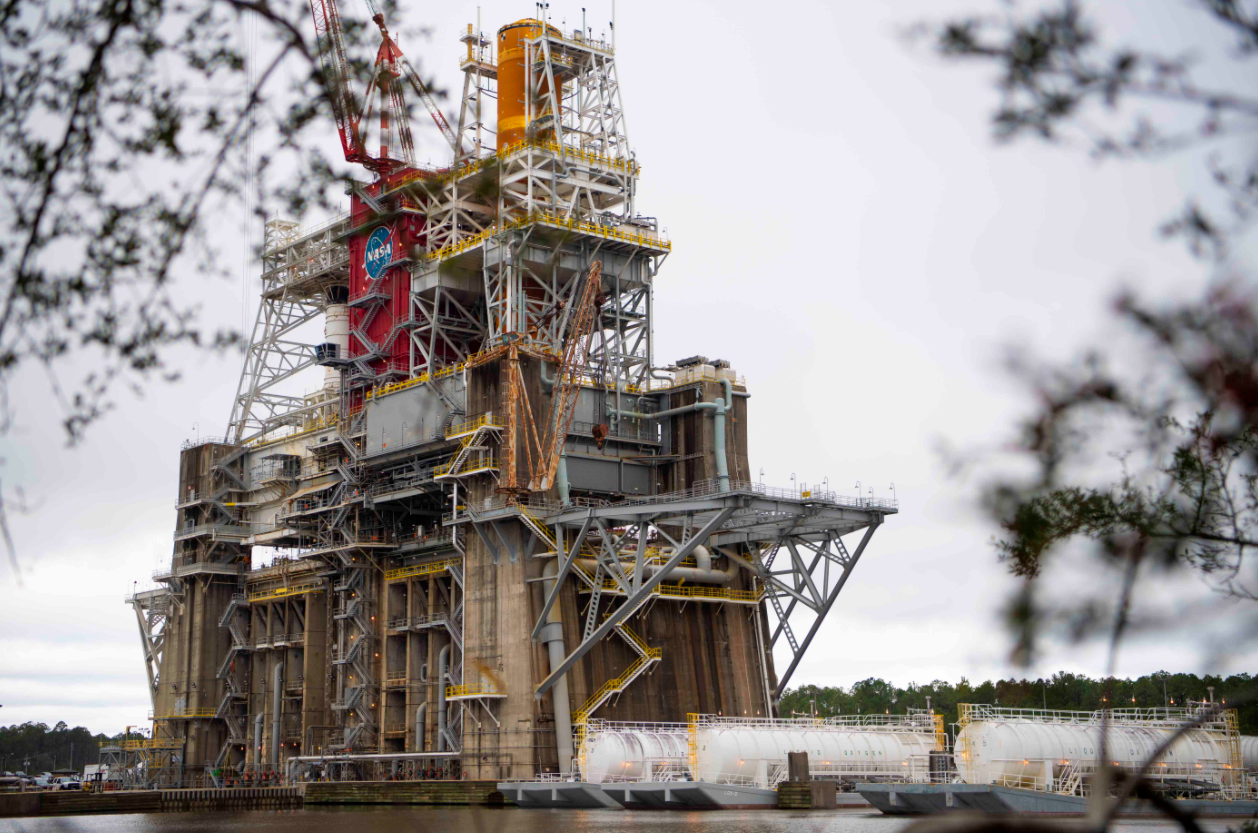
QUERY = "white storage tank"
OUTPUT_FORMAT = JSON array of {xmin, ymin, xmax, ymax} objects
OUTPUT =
[
  {"xmin": 955, "ymin": 710, "xmax": 1234, "ymax": 787},
  {"xmin": 583, "ymin": 726, "xmax": 687, "ymax": 783},
  {"xmin": 1243, "ymin": 735, "xmax": 1258, "ymax": 772},
  {"xmin": 694, "ymin": 720, "xmax": 937, "ymax": 787}
]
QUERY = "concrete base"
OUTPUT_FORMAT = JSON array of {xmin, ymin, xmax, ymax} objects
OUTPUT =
[
  {"xmin": 303, "ymin": 780, "xmax": 504, "ymax": 806},
  {"xmin": 777, "ymin": 780, "xmax": 836, "ymax": 809},
  {"xmin": 0, "ymin": 791, "xmax": 163, "ymax": 817},
  {"xmin": 857, "ymin": 783, "xmax": 1258, "ymax": 817},
  {"xmin": 600, "ymin": 781, "xmax": 779, "ymax": 810},
  {"xmin": 498, "ymin": 781, "xmax": 623, "ymax": 808}
]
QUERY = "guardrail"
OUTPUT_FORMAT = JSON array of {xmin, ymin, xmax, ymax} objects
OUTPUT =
[
  {"xmin": 446, "ymin": 682, "xmax": 504, "ymax": 698},
  {"xmin": 444, "ymin": 413, "xmax": 503, "ymax": 438},
  {"xmin": 247, "ymin": 580, "xmax": 325, "ymax": 603},
  {"xmin": 385, "ymin": 557, "xmax": 461, "ymax": 582}
]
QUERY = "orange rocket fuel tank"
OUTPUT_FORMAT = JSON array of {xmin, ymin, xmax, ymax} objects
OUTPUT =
[{"xmin": 496, "ymin": 19, "xmax": 560, "ymax": 150}]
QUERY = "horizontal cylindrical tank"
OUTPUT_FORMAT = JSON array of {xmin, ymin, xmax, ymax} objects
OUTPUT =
[
  {"xmin": 955, "ymin": 719, "xmax": 1233, "ymax": 785},
  {"xmin": 695, "ymin": 724, "xmax": 936, "ymax": 787},
  {"xmin": 584, "ymin": 727, "xmax": 687, "ymax": 783},
  {"xmin": 1243, "ymin": 735, "xmax": 1258, "ymax": 771}
]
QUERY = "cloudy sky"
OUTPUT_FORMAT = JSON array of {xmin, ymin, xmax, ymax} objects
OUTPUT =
[{"xmin": 3, "ymin": 0, "xmax": 1255, "ymax": 736}]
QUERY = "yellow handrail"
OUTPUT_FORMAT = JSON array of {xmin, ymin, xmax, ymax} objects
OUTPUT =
[
  {"xmin": 446, "ymin": 682, "xmax": 503, "ymax": 698},
  {"xmin": 247, "ymin": 580, "xmax": 325, "ymax": 603},
  {"xmin": 444, "ymin": 413, "xmax": 503, "ymax": 438},
  {"xmin": 385, "ymin": 557, "xmax": 461, "ymax": 582}
]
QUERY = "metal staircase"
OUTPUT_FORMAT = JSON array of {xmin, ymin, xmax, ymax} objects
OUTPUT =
[{"xmin": 573, "ymin": 620, "xmax": 661, "ymax": 726}]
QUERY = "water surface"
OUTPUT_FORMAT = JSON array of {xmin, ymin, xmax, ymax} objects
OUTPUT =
[{"xmin": 1, "ymin": 807, "xmax": 1243, "ymax": 833}]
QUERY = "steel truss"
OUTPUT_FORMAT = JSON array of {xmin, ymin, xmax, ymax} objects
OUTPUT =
[
  {"xmin": 525, "ymin": 31, "xmax": 629, "ymax": 164},
  {"xmin": 528, "ymin": 487, "xmax": 894, "ymax": 701},
  {"xmin": 229, "ymin": 217, "xmax": 350, "ymax": 444},
  {"xmin": 455, "ymin": 23, "xmax": 497, "ymax": 164},
  {"xmin": 129, "ymin": 588, "xmax": 172, "ymax": 709}
]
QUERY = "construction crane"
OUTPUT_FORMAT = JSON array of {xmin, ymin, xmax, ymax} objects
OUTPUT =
[
  {"xmin": 359, "ymin": 0, "xmax": 460, "ymax": 156},
  {"xmin": 528, "ymin": 261, "xmax": 602, "ymax": 492},
  {"xmin": 306, "ymin": 0, "xmax": 459, "ymax": 173}
]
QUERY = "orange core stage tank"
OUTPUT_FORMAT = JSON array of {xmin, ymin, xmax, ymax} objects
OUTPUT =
[{"xmin": 496, "ymin": 19, "xmax": 560, "ymax": 149}]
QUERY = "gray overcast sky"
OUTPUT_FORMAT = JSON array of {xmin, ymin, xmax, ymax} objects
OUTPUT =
[{"xmin": 3, "ymin": 0, "xmax": 1255, "ymax": 736}]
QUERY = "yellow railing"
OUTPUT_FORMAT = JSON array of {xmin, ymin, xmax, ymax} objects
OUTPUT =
[
  {"xmin": 122, "ymin": 738, "xmax": 184, "ymax": 750},
  {"xmin": 248, "ymin": 414, "xmax": 339, "ymax": 449},
  {"xmin": 427, "ymin": 210, "xmax": 671, "ymax": 264},
  {"xmin": 615, "ymin": 620, "xmax": 652, "ymax": 655},
  {"xmin": 572, "ymin": 648, "xmax": 660, "ymax": 724},
  {"xmin": 656, "ymin": 583, "xmax": 761, "ymax": 603},
  {"xmin": 155, "ymin": 708, "xmax": 217, "ymax": 720},
  {"xmin": 581, "ymin": 579, "xmax": 762, "ymax": 604},
  {"xmin": 956, "ymin": 704, "xmax": 975, "ymax": 782},
  {"xmin": 516, "ymin": 503, "xmax": 559, "ymax": 550},
  {"xmin": 934, "ymin": 713, "xmax": 947, "ymax": 752},
  {"xmin": 247, "ymin": 580, "xmax": 324, "ymax": 603},
  {"xmin": 498, "ymin": 138, "xmax": 637, "ymax": 176},
  {"xmin": 446, "ymin": 682, "xmax": 503, "ymax": 698},
  {"xmin": 687, "ymin": 713, "xmax": 699, "ymax": 779},
  {"xmin": 453, "ymin": 457, "xmax": 498, "ymax": 477},
  {"xmin": 385, "ymin": 557, "xmax": 461, "ymax": 583},
  {"xmin": 1225, "ymin": 709, "xmax": 1243, "ymax": 778},
  {"xmin": 445, "ymin": 413, "xmax": 503, "ymax": 438},
  {"xmin": 366, "ymin": 359, "xmax": 472, "ymax": 401}
]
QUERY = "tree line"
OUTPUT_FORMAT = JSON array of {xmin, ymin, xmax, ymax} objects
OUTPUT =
[
  {"xmin": 0, "ymin": 722, "xmax": 120, "ymax": 774},
  {"xmin": 780, "ymin": 671, "xmax": 1258, "ymax": 736}
]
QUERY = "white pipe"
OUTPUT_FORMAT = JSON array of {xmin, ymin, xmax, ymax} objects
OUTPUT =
[
  {"xmin": 437, "ymin": 645, "xmax": 450, "ymax": 751},
  {"xmin": 574, "ymin": 545, "xmax": 733, "ymax": 585},
  {"xmin": 253, "ymin": 713, "xmax": 264, "ymax": 771},
  {"xmin": 542, "ymin": 561, "xmax": 573, "ymax": 772},
  {"xmin": 415, "ymin": 702, "xmax": 427, "ymax": 753},
  {"xmin": 271, "ymin": 662, "xmax": 283, "ymax": 767}
]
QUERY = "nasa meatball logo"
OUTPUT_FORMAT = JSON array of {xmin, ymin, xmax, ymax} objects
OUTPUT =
[{"xmin": 363, "ymin": 226, "xmax": 393, "ymax": 281}]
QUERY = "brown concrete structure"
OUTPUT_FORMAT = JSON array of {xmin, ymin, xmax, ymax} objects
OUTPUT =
[{"xmin": 122, "ymin": 9, "xmax": 897, "ymax": 789}]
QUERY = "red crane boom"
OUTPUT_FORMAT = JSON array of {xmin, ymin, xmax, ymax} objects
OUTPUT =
[{"xmin": 307, "ymin": 0, "xmax": 367, "ymax": 166}]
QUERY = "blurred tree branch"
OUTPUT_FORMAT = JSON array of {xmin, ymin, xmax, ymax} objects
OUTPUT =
[
  {"xmin": 0, "ymin": 0, "xmax": 433, "ymax": 445},
  {"xmin": 929, "ymin": 0, "xmax": 1258, "ymax": 666},
  {"xmin": 922, "ymin": 2, "xmax": 1258, "ymax": 826}
]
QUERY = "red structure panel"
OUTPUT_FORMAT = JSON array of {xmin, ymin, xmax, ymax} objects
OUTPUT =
[{"xmin": 347, "ymin": 186, "xmax": 428, "ymax": 378}]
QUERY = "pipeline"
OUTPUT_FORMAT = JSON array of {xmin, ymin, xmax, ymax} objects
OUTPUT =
[
  {"xmin": 573, "ymin": 545, "xmax": 733, "ymax": 585},
  {"xmin": 557, "ymin": 455, "xmax": 571, "ymax": 505},
  {"xmin": 253, "ymin": 713, "xmax": 263, "ymax": 771},
  {"xmin": 286, "ymin": 750, "xmax": 460, "ymax": 784},
  {"xmin": 541, "ymin": 561, "xmax": 574, "ymax": 772},
  {"xmin": 611, "ymin": 379, "xmax": 734, "ymax": 491},
  {"xmin": 271, "ymin": 662, "xmax": 283, "ymax": 767},
  {"xmin": 415, "ymin": 702, "xmax": 427, "ymax": 752},
  {"xmin": 437, "ymin": 645, "xmax": 450, "ymax": 752}
]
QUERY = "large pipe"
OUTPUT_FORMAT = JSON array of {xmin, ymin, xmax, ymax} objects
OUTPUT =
[
  {"xmin": 253, "ymin": 713, "xmax": 263, "ymax": 771},
  {"xmin": 437, "ymin": 645, "xmax": 450, "ymax": 752},
  {"xmin": 541, "ymin": 561, "xmax": 574, "ymax": 773},
  {"xmin": 415, "ymin": 702, "xmax": 427, "ymax": 753},
  {"xmin": 573, "ymin": 545, "xmax": 734, "ymax": 585},
  {"xmin": 611, "ymin": 378, "xmax": 734, "ymax": 491},
  {"xmin": 557, "ymin": 455, "xmax": 571, "ymax": 505},
  {"xmin": 271, "ymin": 662, "xmax": 283, "ymax": 767}
]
